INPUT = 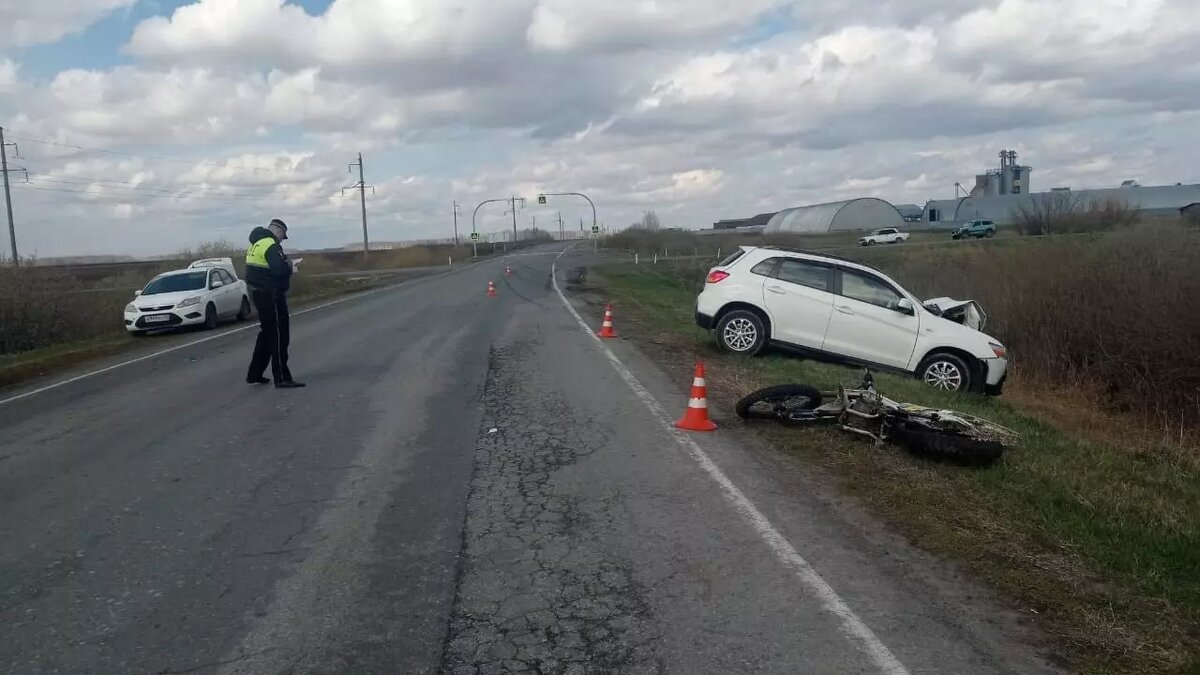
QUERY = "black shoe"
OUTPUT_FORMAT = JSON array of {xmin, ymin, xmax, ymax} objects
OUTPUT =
[
  {"xmin": 275, "ymin": 380, "xmax": 306, "ymax": 389},
  {"xmin": 246, "ymin": 376, "xmax": 271, "ymax": 385}
]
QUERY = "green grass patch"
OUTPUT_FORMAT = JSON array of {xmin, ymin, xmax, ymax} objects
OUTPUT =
[{"xmin": 591, "ymin": 261, "xmax": 1200, "ymax": 675}]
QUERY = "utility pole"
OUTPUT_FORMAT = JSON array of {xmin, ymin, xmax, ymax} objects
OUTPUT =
[
  {"xmin": 0, "ymin": 128, "xmax": 21, "ymax": 266},
  {"xmin": 510, "ymin": 195, "xmax": 520, "ymax": 244},
  {"xmin": 453, "ymin": 201, "xmax": 461, "ymax": 246},
  {"xmin": 557, "ymin": 211, "xmax": 564, "ymax": 240},
  {"xmin": 343, "ymin": 154, "xmax": 373, "ymax": 260}
]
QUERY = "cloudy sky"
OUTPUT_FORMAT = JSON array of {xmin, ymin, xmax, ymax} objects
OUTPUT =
[{"xmin": 1, "ymin": 0, "xmax": 1199, "ymax": 257}]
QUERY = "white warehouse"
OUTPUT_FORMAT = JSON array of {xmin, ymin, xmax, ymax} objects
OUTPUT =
[{"xmin": 764, "ymin": 198, "xmax": 906, "ymax": 234}]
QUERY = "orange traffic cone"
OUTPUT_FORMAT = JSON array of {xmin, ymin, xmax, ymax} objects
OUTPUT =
[
  {"xmin": 487, "ymin": 281, "xmax": 497, "ymax": 298},
  {"xmin": 597, "ymin": 304, "xmax": 617, "ymax": 338},
  {"xmin": 675, "ymin": 363, "xmax": 717, "ymax": 432},
  {"xmin": 506, "ymin": 266, "xmax": 512, "ymax": 276}
]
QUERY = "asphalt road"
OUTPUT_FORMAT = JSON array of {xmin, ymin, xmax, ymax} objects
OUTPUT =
[{"xmin": 0, "ymin": 243, "xmax": 1057, "ymax": 674}]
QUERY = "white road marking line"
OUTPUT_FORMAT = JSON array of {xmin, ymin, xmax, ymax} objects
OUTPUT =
[
  {"xmin": 550, "ymin": 251, "xmax": 909, "ymax": 675},
  {"xmin": 0, "ymin": 283, "xmax": 404, "ymax": 408}
]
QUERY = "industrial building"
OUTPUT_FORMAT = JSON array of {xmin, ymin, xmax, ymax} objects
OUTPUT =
[
  {"xmin": 922, "ymin": 150, "xmax": 1200, "ymax": 227},
  {"xmin": 893, "ymin": 204, "xmax": 923, "ymax": 222},
  {"xmin": 713, "ymin": 212, "xmax": 776, "ymax": 230},
  {"xmin": 923, "ymin": 184, "xmax": 1200, "ymax": 227},
  {"xmin": 763, "ymin": 198, "xmax": 905, "ymax": 234},
  {"xmin": 966, "ymin": 150, "xmax": 1033, "ymax": 197},
  {"xmin": 711, "ymin": 149, "xmax": 1200, "ymax": 234}
]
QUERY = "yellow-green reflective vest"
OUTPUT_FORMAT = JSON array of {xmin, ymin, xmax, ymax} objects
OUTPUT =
[{"xmin": 246, "ymin": 238, "xmax": 277, "ymax": 269}]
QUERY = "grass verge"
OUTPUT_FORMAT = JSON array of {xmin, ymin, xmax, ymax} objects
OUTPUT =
[
  {"xmin": 583, "ymin": 261, "xmax": 1199, "ymax": 675},
  {"xmin": 0, "ymin": 273, "xmax": 408, "ymax": 391}
]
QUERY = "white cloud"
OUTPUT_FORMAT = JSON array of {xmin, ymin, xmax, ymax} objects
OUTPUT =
[
  {"xmin": 127, "ymin": 0, "xmax": 532, "ymax": 70},
  {"xmin": 0, "ymin": 59, "xmax": 18, "ymax": 94},
  {"xmin": 39, "ymin": 67, "xmax": 266, "ymax": 143},
  {"xmin": 837, "ymin": 177, "xmax": 892, "ymax": 192},
  {"xmin": 526, "ymin": 0, "xmax": 782, "ymax": 51},
  {"xmin": 949, "ymin": 0, "xmax": 1199, "ymax": 70},
  {"xmin": 5, "ymin": 0, "xmax": 1200, "ymax": 257},
  {"xmin": 0, "ymin": 0, "xmax": 136, "ymax": 49}
]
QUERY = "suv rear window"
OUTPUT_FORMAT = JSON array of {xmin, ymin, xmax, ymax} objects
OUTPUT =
[
  {"xmin": 717, "ymin": 249, "xmax": 747, "ymax": 267},
  {"xmin": 750, "ymin": 259, "xmax": 778, "ymax": 277}
]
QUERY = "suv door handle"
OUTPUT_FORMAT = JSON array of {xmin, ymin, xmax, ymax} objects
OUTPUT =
[
  {"xmin": 766, "ymin": 285, "xmax": 786, "ymax": 295},
  {"xmin": 836, "ymin": 305, "xmax": 855, "ymax": 315}
]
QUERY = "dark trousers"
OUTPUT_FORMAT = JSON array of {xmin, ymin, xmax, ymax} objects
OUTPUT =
[{"xmin": 247, "ymin": 289, "xmax": 292, "ymax": 383}]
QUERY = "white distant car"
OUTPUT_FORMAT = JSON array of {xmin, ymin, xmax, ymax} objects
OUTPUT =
[
  {"xmin": 124, "ymin": 258, "xmax": 251, "ymax": 335},
  {"xmin": 858, "ymin": 228, "xmax": 909, "ymax": 246},
  {"xmin": 694, "ymin": 246, "xmax": 1009, "ymax": 395}
]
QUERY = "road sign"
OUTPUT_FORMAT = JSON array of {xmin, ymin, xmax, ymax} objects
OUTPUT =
[
  {"xmin": 591, "ymin": 225, "xmax": 600, "ymax": 234},
  {"xmin": 538, "ymin": 195, "xmax": 547, "ymax": 204},
  {"xmin": 470, "ymin": 232, "xmax": 480, "ymax": 241}
]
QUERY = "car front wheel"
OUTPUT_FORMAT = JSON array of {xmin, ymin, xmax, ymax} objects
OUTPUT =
[
  {"xmin": 237, "ymin": 296, "xmax": 251, "ymax": 321},
  {"xmin": 203, "ymin": 303, "xmax": 218, "ymax": 330},
  {"xmin": 716, "ymin": 310, "xmax": 768, "ymax": 356},
  {"xmin": 918, "ymin": 353, "xmax": 973, "ymax": 393}
]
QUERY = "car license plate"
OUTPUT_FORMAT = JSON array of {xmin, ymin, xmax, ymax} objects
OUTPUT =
[{"xmin": 144, "ymin": 314, "xmax": 171, "ymax": 324}]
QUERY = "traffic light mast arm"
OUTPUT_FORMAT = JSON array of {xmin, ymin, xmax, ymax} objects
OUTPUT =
[
  {"xmin": 472, "ymin": 198, "xmax": 510, "ymax": 236},
  {"xmin": 537, "ymin": 192, "xmax": 596, "ymax": 229}
]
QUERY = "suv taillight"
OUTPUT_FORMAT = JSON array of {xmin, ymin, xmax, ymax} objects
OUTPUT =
[{"xmin": 706, "ymin": 270, "xmax": 730, "ymax": 284}]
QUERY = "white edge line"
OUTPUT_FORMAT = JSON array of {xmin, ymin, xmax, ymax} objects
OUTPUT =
[
  {"xmin": 550, "ymin": 250, "xmax": 909, "ymax": 675},
  {"xmin": 0, "ymin": 278, "xmax": 420, "ymax": 408}
]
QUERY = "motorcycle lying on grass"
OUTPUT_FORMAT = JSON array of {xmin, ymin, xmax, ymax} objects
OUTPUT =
[{"xmin": 735, "ymin": 370, "xmax": 1020, "ymax": 466}]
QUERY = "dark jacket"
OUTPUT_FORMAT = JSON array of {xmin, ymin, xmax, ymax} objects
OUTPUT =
[{"xmin": 245, "ymin": 226, "xmax": 292, "ymax": 293}]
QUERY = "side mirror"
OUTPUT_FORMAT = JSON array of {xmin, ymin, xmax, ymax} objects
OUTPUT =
[
  {"xmin": 210, "ymin": 281, "xmax": 224, "ymax": 289},
  {"xmin": 896, "ymin": 298, "xmax": 915, "ymax": 315},
  {"xmin": 134, "ymin": 290, "xmax": 142, "ymax": 297}
]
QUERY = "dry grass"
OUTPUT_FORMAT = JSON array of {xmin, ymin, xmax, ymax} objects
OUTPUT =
[
  {"xmin": 849, "ymin": 222, "xmax": 1200, "ymax": 461},
  {"xmin": 0, "ymin": 266, "xmax": 128, "ymax": 354},
  {"xmin": 587, "ymin": 260, "xmax": 1200, "ymax": 674}
]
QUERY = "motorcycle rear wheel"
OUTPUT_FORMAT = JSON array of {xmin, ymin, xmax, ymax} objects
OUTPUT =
[{"xmin": 735, "ymin": 384, "xmax": 824, "ymax": 421}]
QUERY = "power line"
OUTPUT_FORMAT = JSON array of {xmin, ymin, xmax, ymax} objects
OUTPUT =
[
  {"xmin": 5, "ymin": 131, "xmax": 297, "ymax": 175},
  {"xmin": 26, "ymin": 174, "xmax": 286, "ymax": 201},
  {"xmin": 14, "ymin": 180, "xmax": 300, "ymax": 203},
  {"xmin": 28, "ymin": 175, "xmax": 180, "ymax": 194},
  {"xmin": 29, "ymin": 171, "xmax": 283, "ymax": 196},
  {"xmin": 13, "ymin": 184, "xmax": 108, "ymax": 195}
]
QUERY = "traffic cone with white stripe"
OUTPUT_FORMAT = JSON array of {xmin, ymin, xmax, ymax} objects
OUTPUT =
[
  {"xmin": 487, "ymin": 281, "xmax": 497, "ymax": 298},
  {"xmin": 506, "ymin": 266, "xmax": 512, "ymax": 276},
  {"xmin": 597, "ymin": 304, "xmax": 617, "ymax": 339},
  {"xmin": 675, "ymin": 362, "xmax": 717, "ymax": 432}
]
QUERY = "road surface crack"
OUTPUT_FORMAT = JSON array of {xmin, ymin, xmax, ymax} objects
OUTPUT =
[{"xmin": 440, "ymin": 344, "xmax": 663, "ymax": 675}]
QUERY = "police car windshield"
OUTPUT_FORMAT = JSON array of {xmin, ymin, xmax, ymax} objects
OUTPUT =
[{"xmin": 143, "ymin": 271, "xmax": 208, "ymax": 295}]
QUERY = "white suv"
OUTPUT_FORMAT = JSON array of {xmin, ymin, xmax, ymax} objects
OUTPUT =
[{"xmin": 694, "ymin": 247, "xmax": 1008, "ymax": 395}]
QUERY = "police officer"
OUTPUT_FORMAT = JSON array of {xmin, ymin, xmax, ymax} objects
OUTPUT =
[{"xmin": 244, "ymin": 218, "xmax": 305, "ymax": 388}]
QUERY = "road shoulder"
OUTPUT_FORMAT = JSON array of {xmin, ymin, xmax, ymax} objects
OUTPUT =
[{"xmin": 551, "ymin": 251, "xmax": 1061, "ymax": 674}]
